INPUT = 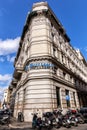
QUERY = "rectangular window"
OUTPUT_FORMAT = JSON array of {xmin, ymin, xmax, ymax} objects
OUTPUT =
[
  {"xmin": 51, "ymin": 32, "xmax": 54, "ymax": 42},
  {"xmin": 56, "ymin": 87, "xmax": 61, "ymax": 107},
  {"xmin": 73, "ymin": 92, "xmax": 76, "ymax": 107},
  {"xmin": 63, "ymin": 72, "xmax": 66, "ymax": 79},
  {"xmin": 65, "ymin": 89, "xmax": 70, "ymax": 108},
  {"xmin": 53, "ymin": 47, "xmax": 56, "ymax": 57}
]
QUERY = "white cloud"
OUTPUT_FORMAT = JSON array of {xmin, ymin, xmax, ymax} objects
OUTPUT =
[
  {"xmin": 0, "ymin": 55, "xmax": 15, "ymax": 63},
  {"xmin": 0, "ymin": 86, "xmax": 8, "ymax": 101},
  {"xmin": 0, "ymin": 86, "xmax": 7, "ymax": 93},
  {"xmin": 0, "ymin": 74, "xmax": 12, "ymax": 81},
  {"xmin": 10, "ymin": 56, "xmax": 15, "ymax": 62},
  {"xmin": 7, "ymin": 55, "xmax": 10, "ymax": 61},
  {"xmin": 7, "ymin": 55, "xmax": 15, "ymax": 62},
  {"xmin": 0, "ymin": 74, "xmax": 12, "ymax": 100},
  {"xmin": 74, "ymin": 47, "xmax": 81, "ymax": 51},
  {"xmin": 0, "ymin": 37, "xmax": 20, "ymax": 56},
  {"xmin": 0, "ymin": 57, "xmax": 5, "ymax": 62}
]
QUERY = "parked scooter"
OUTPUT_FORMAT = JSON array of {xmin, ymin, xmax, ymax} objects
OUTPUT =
[
  {"xmin": 0, "ymin": 109, "xmax": 10, "ymax": 125},
  {"xmin": 66, "ymin": 109, "xmax": 78, "ymax": 127},
  {"xmin": 0, "ymin": 115, "xmax": 10, "ymax": 125},
  {"xmin": 42, "ymin": 110, "xmax": 71, "ymax": 129},
  {"xmin": 72, "ymin": 109, "xmax": 84, "ymax": 124},
  {"xmin": 32, "ymin": 113, "xmax": 42, "ymax": 130},
  {"xmin": 52, "ymin": 109, "xmax": 71, "ymax": 128},
  {"xmin": 42, "ymin": 112, "xmax": 52, "ymax": 130}
]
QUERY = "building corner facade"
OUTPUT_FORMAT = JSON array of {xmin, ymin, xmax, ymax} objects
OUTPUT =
[{"xmin": 9, "ymin": 2, "xmax": 87, "ymax": 122}]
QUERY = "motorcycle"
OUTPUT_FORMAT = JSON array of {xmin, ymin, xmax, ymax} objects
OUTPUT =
[
  {"xmin": 0, "ymin": 109, "xmax": 10, "ymax": 125},
  {"xmin": 42, "ymin": 112, "xmax": 52, "ymax": 130},
  {"xmin": 53, "ymin": 109, "xmax": 71, "ymax": 128},
  {"xmin": 66, "ymin": 109, "xmax": 78, "ymax": 127},
  {"xmin": 72, "ymin": 109, "xmax": 84, "ymax": 124},
  {"xmin": 32, "ymin": 113, "xmax": 42, "ymax": 130}
]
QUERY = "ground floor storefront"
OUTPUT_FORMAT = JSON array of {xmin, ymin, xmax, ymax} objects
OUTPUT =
[{"xmin": 13, "ymin": 76, "xmax": 82, "ymax": 122}]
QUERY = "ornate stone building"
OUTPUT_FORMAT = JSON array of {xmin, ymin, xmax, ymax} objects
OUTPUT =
[{"xmin": 10, "ymin": 2, "xmax": 87, "ymax": 122}]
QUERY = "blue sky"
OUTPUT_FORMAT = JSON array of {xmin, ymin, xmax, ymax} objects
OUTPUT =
[{"xmin": 0, "ymin": 0, "xmax": 87, "ymax": 99}]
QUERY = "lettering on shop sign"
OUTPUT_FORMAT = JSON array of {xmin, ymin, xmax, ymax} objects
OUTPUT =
[{"xmin": 25, "ymin": 63, "xmax": 54, "ymax": 71}]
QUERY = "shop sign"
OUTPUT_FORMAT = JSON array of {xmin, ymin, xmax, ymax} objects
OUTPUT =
[{"xmin": 25, "ymin": 63, "xmax": 54, "ymax": 71}]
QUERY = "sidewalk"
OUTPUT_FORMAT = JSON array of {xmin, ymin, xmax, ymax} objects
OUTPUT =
[
  {"xmin": 9, "ymin": 117, "xmax": 32, "ymax": 129},
  {"xmin": 9, "ymin": 122, "xmax": 32, "ymax": 129}
]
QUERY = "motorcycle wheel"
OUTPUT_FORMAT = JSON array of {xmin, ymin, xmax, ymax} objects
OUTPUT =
[
  {"xmin": 78, "ymin": 118, "xmax": 84, "ymax": 124},
  {"xmin": 65, "ymin": 124, "xmax": 71, "ymax": 128},
  {"xmin": 32, "ymin": 122, "xmax": 36, "ymax": 129},
  {"xmin": 74, "ymin": 122, "xmax": 78, "ymax": 127},
  {"xmin": 79, "ymin": 120, "xmax": 84, "ymax": 124},
  {"xmin": 55, "ymin": 123, "xmax": 61, "ymax": 129},
  {"xmin": 37, "ymin": 126, "xmax": 42, "ymax": 130}
]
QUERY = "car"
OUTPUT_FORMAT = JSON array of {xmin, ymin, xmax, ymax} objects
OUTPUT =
[{"xmin": 79, "ymin": 107, "xmax": 87, "ymax": 122}]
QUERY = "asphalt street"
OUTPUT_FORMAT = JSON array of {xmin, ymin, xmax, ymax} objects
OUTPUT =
[
  {"xmin": 0, "ymin": 123, "xmax": 87, "ymax": 130},
  {"xmin": 0, "ymin": 124, "xmax": 87, "ymax": 130}
]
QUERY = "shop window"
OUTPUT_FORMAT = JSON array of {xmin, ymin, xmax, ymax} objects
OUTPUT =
[
  {"xmin": 56, "ymin": 87, "xmax": 61, "ymax": 107},
  {"xmin": 73, "ymin": 92, "xmax": 76, "ymax": 107},
  {"xmin": 65, "ymin": 89, "xmax": 70, "ymax": 108}
]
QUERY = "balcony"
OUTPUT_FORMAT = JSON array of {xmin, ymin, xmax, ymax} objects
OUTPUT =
[
  {"xmin": 9, "ymin": 84, "xmax": 13, "ymax": 90},
  {"xmin": 11, "ymin": 78, "xmax": 18, "ymax": 87},
  {"xmin": 13, "ymin": 69, "xmax": 23, "ymax": 80}
]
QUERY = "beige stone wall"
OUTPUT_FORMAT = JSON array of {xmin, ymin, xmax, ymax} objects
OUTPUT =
[
  {"xmin": 14, "ymin": 72, "xmax": 80, "ymax": 121},
  {"xmin": 14, "ymin": 77, "xmax": 54, "ymax": 121}
]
